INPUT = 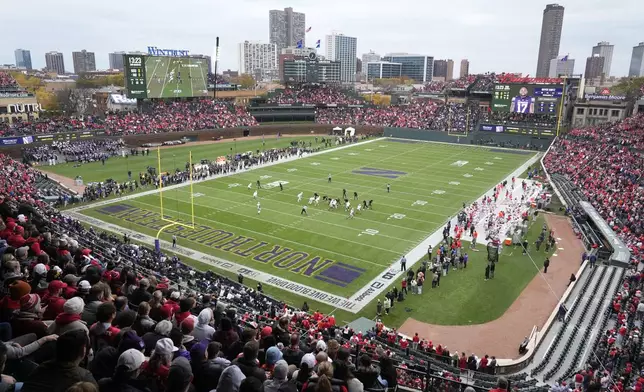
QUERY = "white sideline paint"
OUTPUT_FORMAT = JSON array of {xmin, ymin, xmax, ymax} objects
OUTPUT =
[{"xmin": 65, "ymin": 137, "xmax": 541, "ymax": 313}]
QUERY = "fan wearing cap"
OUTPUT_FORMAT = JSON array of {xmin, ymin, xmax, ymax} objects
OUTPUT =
[
  {"xmin": 48, "ymin": 297, "xmax": 89, "ymax": 336},
  {"xmin": 7, "ymin": 225, "xmax": 26, "ymax": 248},
  {"xmin": 97, "ymin": 348, "xmax": 148, "ymax": 392},
  {"xmin": 29, "ymin": 263, "xmax": 50, "ymax": 297},
  {"xmin": 0, "ymin": 277, "xmax": 27, "ymax": 321},
  {"xmin": 262, "ymin": 360, "xmax": 293, "ymax": 392},
  {"xmin": 139, "ymin": 338, "xmax": 178, "ymax": 391},
  {"xmin": 11, "ymin": 290, "xmax": 48, "ymax": 338},
  {"xmin": 41, "ymin": 280, "xmax": 68, "ymax": 320},
  {"xmin": 167, "ymin": 357, "xmax": 194, "ymax": 392},
  {"xmin": 263, "ymin": 346, "xmax": 283, "ymax": 374}
]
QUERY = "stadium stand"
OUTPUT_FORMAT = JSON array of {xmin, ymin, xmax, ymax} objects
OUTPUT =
[
  {"xmin": 0, "ymin": 72, "xmax": 19, "ymax": 89},
  {"xmin": 267, "ymin": 86, "xmax": 363, "ymax": 105}
]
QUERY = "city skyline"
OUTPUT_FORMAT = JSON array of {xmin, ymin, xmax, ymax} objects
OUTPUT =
[{"xmin": 1, "ymin": 0, "xmax": 642, "ymax": 77}]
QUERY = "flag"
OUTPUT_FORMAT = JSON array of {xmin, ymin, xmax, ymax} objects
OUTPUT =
[
  {"xmin": 316, "ymin": 39, "xmax": 321, "ymax": 48},
  {"xmin": 306, "ymin": 27, "xmax": 311, "ymax": 33},
  {"xmin": 561, "ymin": 55, "xmax": 568, "ymax": 62},
  {"xmin": 296, "ymin": 40, "xmax": 303, "ymax": 49}
]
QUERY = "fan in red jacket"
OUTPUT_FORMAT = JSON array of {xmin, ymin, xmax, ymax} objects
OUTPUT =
[{"xmin": 42, "ymin": 280, "xmax": 68, "ymax": 320}]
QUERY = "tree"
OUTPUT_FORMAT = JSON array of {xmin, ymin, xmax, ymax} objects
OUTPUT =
[
  {"xmin": 611, "ymin": 76, "xmax": 644, "ymax": 102},
  {"xmin": 232, "ymin": 74, "xmax": 256, "ymax": 89}
]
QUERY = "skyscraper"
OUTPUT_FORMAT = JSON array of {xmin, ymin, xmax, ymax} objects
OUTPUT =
[
  {"xmin": 269, "ymin": 7, "xmax": 306, "ymax": 52},
  {"xmin": 549, "ymin": 56, "xmax": 575, "ymax": 78},
  {"xmin": 433, "ymin": 60, "xmax": 448, "ymax": 78},
  {"xmin": 591, "ymin": 41, "xmax": 614, "ymax": 77},
  {"xmin": 584, "ymin": 54, "xmax": 604, "ymax": 79},
  {"xmin": 14, "ymin": 49, "xmax": 32, "ymax": 70},
  {"xmin": 325, "ymin": 33, "xmax": 357, "ymax": 82},
  {"xmin": 629, "ymin": 42, "xmax": 644, "ymax": 77},
  {"xmin": 72, "ymin": 50, "xmax": 96, "ymax": 73},
  {"xmin": 108, "ymin": 52, "xmax": 126, "ymax": 70},
  {"xmin": 45, "ymin": 51, "xmax": 65, "ymax": 74},
  {"xmin": 460, "ymin": 59, "xmax": 469, "ymax": 78},
  {"xmin": 446, "ymin": 59, "xmax": 454, "ymax": 80},
  {"xmin": 536, "ymin": 4, "xmax": 565, "ymax": 78},
  {"xmin": 238, "ymin": 41, "xmax": 278, "ymax": 81}
]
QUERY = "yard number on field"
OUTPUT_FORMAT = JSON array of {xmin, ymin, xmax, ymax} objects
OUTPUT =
[
  {"xmin": 449, "ymin": 181, "xmax": 460, "ymax": 186},
  {"xmin": 311, "ymin": 162, "xmax": 321, "ymax": 166},
  {"xmin": 287, "ymin": 168, "xmax": 297, "ymax": 172},
  {"xmin": 388, "ymin": 213, "xmax": 405, "ymax": 220},
  {"xmin": 364, "ymin": 149, "xmax": 373, "ymax": 151},
  {"xmin": 228, "ymin": 183, "xmax": 241, "ymax": 188},
  {"xmin": 485, "ymin": 162, "xmax": 494, "ymax": 165},
  {"xmin": 463, "ymin": 173, "xmax": 473, "ymax": 178},
  {"xmin": 451, "ymin": 160, "xmax": 469, "ymax": 167},
  {"xmin": 432, "ymin": 190, "xmax": 446, "ymax": 195},
  {"xmin": 358, "ymin": 229, "xmax": 379, "ymax": 237},
  {"xmin": 412, "ymin": 200, "xmax": 428, "ymax": 206},
  {"xmin": 348, "ymin": 153, "xmax": 359, "ymax": 156},
  {"xmin": 330, "ymin": 157, "xmax": 340, "ymax": 160},
  {"xmin": 193, "ymin": 193, "xmax": 205, "ymax": 198},
  {"xmin": 475, "ymin": 167, "xmax": 484, "ymax": 171},
  {"xmin": 260, "ymin": 175, "xmax": 272, "ymax": 180}
]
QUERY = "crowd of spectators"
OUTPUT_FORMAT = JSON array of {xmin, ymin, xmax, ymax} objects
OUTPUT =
[
  {"xmin": 0, "ymin": 100, "xmax": 258, "ymax": 137},
  {"xmin": 543, "ymin": 114, "xmax": 644, "ymax": 258},
  {"xmin": 0, "ymin": 72, "xmax": 19, "ymax": 89},
  {"xmin": 486, "ymin": 112, "xmax": 558, "ymax": 128},
  {"xmin": 470, "ymin": 74, "xmax": 499, "ymax": 93},
  {"xmin": 268, "ymin": 87, "xmax": 363, "ymax": 105},
  {"xmin": 23, "ymin": 140, "xmax": 125, "ymax": 164},
  {"xmin": 0, "ymin": 149, "xmax": 495, "ymax": 392},
  {"xmin": 445, "ymin": 76, "xmax": 477, "ymax": 90}
]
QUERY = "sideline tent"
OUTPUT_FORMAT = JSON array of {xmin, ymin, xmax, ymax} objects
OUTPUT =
[{"xmin": 345, "ymin": 127, "xmax": 355, "ymax": 136}]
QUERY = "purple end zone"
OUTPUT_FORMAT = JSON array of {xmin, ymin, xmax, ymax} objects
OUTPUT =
[
  {"xmin": 352, "ymin": 167, "xmax": 407, "ymax": 179},
  {"xmin": 98, "ymin": 204, "xmax": 133, "ymax": 214},
  {"xmin": 336, "ymin": 262, "xmax": 367, "ymax": 273},
  {"xmin": 315, "ymin": 276, "xmax": 347, "ymax": 287}
]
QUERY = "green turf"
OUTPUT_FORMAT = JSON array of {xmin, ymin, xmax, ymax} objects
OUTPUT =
[
  {"xmin": 42, "ymin": 136, "xmax": 319, "ymax": 185},
  {"xmin": 145, "ymin": 56, "xmax": 209, "ymax": 98},
  {"xmin": 363, "ymin": 215, "xmax": 554, "ymax": 325},
  {"xmin": 73, "ymin": 139, "xmax": 537, "ymax": 317}
]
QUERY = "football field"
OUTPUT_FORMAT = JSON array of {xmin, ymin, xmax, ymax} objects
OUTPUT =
[
  {"xmin": 145, "ymin": 56, "xmax": 209, "ymax": 98},
  {"xmin": 68, "ymin": 138, "xmax": 539, "ymax": 314}
]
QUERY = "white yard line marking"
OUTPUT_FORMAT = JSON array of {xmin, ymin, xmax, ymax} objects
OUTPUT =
[{"xmin": 146, "ymin": 57, "xmax": 162, "ymax": 90}]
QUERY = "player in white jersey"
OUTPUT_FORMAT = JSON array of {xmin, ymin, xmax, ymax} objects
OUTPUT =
[
  {"xmin": 248, "ymin": 183, "xmax": 252, "ymax": 190},
  {"xmin": 308, "ymin": 196, "xmax": 315, "ymax": 205},
  {"xmin": 253, "ymin": 190, "xmax": 258, "ymax": 199},
  {"xmin": 314, "ymin": 196, "xmax": 320, "ymax": 206},
  {"xmin": 257, "ymin": 202, "xmax": 261, "ymax": 214},
  {"xmin": 348, "ymin": 208, "xmax": 355, "ymax": 219},
  {"xmin": 345, "ymin": 201, "xmax": 351, "ymax": 211},
  {"xmin": 356, "ymin": 204, "xmax": 362, "ymax": 213},
  {"xmin": 329, "ymin": 199, "xmax": 337, "ymax": 210},
  {"xmin": 297, "ymin": 192, "xmax": 303, "ymax": 202}
]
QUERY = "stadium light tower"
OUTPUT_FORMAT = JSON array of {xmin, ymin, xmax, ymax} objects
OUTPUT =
[{"xmin": 213, "ymin": 37, "xmax": 220, "ymax": 100}]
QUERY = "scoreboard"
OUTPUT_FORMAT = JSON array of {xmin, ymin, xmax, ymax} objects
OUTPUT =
[
  {"xmin": 124, "ymin": 55, "xmax": 147, "ymax": 99},
  {"xmin": 492, "ymin": 83, "xmax": 563, "ymax": 114}
]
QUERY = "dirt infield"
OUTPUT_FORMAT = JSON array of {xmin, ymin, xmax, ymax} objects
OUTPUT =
[{"xmin": 398, "ymin": 214, "xmax": 585, "ymax": 359}]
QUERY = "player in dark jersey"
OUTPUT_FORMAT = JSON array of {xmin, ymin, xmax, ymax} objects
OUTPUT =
[{"xmin": 510, "ymin": 87, "xmax": 535, "ymax": 114}]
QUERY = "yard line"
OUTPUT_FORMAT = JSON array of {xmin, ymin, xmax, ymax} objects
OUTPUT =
[
  {"xmin": 128, "ymin": 199, "xmax": 390, "ymax": 267},
  {"xmin": 159, "ymin": 58, "xmax": 172, "ymax": 98},
  {"xmin": 188, "ymin": 185, "xmax": 444, "ymax": 224},
  {"xmin": 155, "ymin": 193, "xmax": 418, "ymax": 247},
  {"xmin": 169, "ymin": 188, "xmax": 429, "ymax": 237},
  {"xmin": 146, "ymin": 57, "xmax": 162, "ymax": 90}
]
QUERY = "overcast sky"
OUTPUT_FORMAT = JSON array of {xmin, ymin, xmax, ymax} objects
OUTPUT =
[{"xmin": 2, "ymin": 0, "xmax": 642, "ymax": 77}]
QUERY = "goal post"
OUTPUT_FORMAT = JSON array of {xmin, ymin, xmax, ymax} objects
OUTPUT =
[{"xmin": 154, "ymin": 147, "xmax": 196, "ymax": 251}]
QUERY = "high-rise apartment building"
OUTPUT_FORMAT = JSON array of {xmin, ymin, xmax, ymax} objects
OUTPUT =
[
  {"xmin": 361, "ymin": 51, "xmax": 381, "ymax": 66},
  {"xmin": 45, "ymin": 51, "xmax": 65, "ymax": 74},
  {"xmin": 446, "ymin": 59, "xmax": 454, "ymax": 80},
  {"xmin": 108, "ymin": 52, "xmax": 126, "ymax": 70},
  {"xmin": 460, "ymin": 59, "xmax": 469, "ymax": 78},
  {"xmin": 72, "ymin": 50, "xmax": 96, "ymax": 73},
  {"xmin": 584, "ymin": 54, "xmax": 605, "ymax": 79},
  {"xmin": 628, "ymin": 42, "xmax": 644, "ymax": 77},
  {"xmin": 549, "ymin": 56, "xmax": 575, "ymax": 78},
  {"xmin": 238, "ymin": 41, "xmax": 278, "ymax": 81},
  {"xmin": 269, "ymin": 7, "xmax": 306, "ymax": 52},
  {"xmin": 325, "ymin": 33, "xmax": 357, "ymax": 82},
  {"xmin": 591, "ymin": 41, "xmax": 614, "ymax": 77},
  {"xmin": 381, "ymin": 54, "xmax": 433, "ymax": 83},
  {"xmin": 14, "ymin": 49, "xmax": 32, "ymax": 70},
  {"xmin": 366, "ymin": 61, "xmax": 402, "ymax": 80},
  {"xmin": 536, "ymin": 4, "xmax": 565, "ymax": 78}
]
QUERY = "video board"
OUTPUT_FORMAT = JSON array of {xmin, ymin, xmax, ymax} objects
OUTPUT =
[
  {"xmin": 492, "ymin": 84, "xmax": 563, "ymax": 114},
  {"xmin": 124, "ymin": 54, "xmax": 209, "ymax": 99}
]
